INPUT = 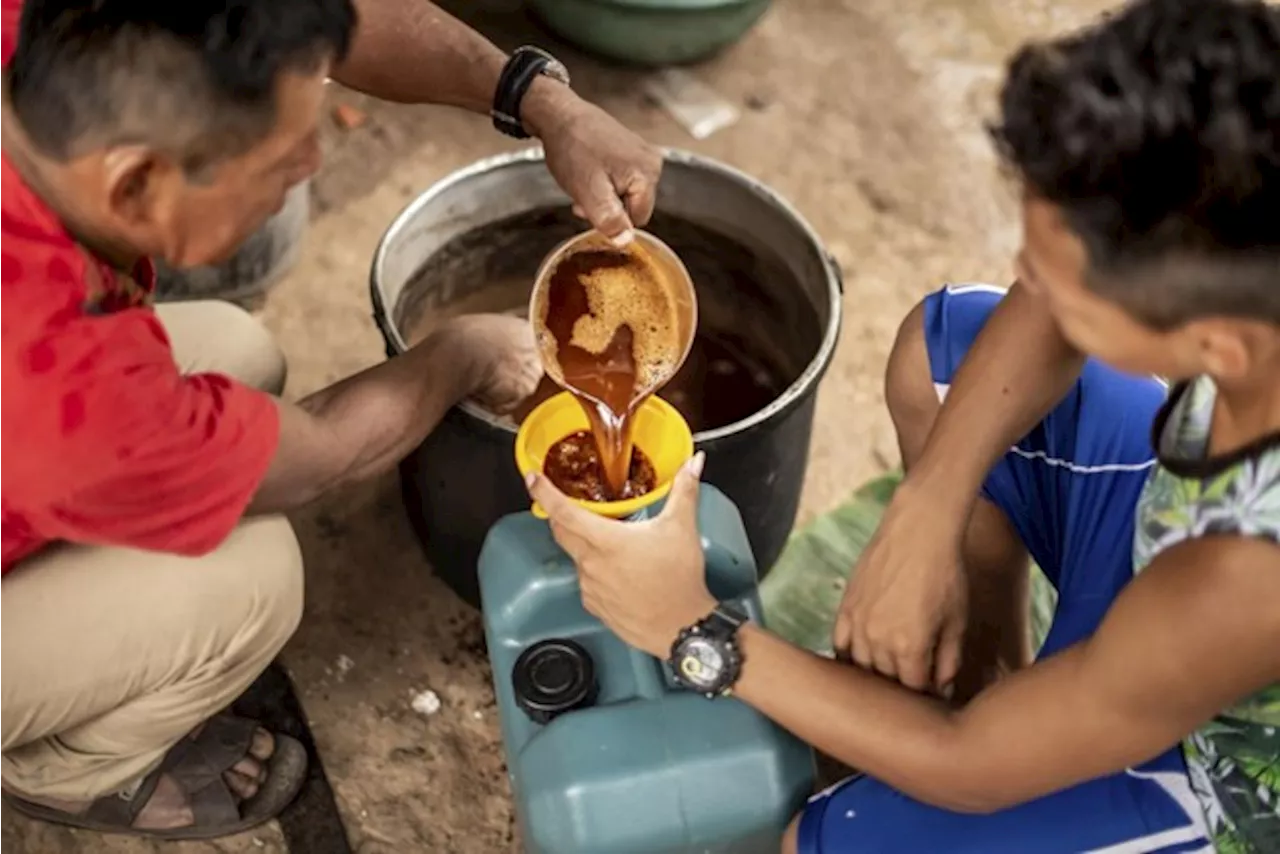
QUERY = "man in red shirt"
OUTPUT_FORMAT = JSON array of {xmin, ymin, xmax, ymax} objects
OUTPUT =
[{"xmin": 0, "ymin": 0, "xmax": 661, "ymax": 839}]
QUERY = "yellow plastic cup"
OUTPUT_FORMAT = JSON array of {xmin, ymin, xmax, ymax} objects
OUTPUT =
[{"xmin": 515, "ymin": 391, "xmax": 695, "ymax": 520}]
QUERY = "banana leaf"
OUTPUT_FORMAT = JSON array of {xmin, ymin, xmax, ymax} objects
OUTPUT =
[{"xmin": 760, "ymin": 470, "xmax": 1056, "ymax": 655}]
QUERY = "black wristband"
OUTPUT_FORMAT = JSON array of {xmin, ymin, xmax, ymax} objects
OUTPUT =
[{"xmin": 492, "ymin": 46, "xmax": 558, "ymax": 140}]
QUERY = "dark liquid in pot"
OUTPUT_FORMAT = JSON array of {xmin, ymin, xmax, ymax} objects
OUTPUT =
[{"xmin": 544, "ymin": 430, "xmax": 657, "ymax": 502}]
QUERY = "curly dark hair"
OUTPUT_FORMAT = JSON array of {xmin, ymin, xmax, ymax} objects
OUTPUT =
[
  {"xmin": 991, "ymin": 0, "xmax": 1280, "ymax": 327},
  {"xmin": 7, "ymin": 0, "xmax": 356, "ymax": 176}
]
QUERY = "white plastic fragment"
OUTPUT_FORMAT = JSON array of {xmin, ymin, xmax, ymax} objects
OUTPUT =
[
  {"xmin": 641, "ymin": 68, "xmax": 740, "ymax": 140},
  {"xmin": 410, "ymin": 689, "xmax": 441, "ymax": 716}
]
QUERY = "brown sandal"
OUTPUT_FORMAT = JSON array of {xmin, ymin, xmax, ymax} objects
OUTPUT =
[{"xmin": 4, "ymin": 713, "xmax": 307, "ymax": 840}]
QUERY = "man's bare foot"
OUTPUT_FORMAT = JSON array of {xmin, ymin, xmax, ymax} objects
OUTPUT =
[{"xmin": 9, "ymin": 726, "xmax": 277, "ymax": 831}]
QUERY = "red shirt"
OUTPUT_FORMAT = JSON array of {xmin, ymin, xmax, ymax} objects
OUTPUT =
[
  {"xmin": 1, "ymin": 0, "xmax": 280, "ymax": 571},
  {"xmin": 1, "ymin": 0, "xmax": 14, "ymax": 61}
]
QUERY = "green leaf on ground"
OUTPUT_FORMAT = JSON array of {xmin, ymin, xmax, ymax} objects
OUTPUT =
[{"xmin": 760, "ymin": 470, "xmax": 1057, "ymax": 655}]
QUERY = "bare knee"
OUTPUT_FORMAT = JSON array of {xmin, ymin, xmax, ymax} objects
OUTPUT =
[
  {"xmin": 885, "ymin": 298, "xmax": 941, "ymax": 468},
  {"xmin": 781, "ymin": 812, "xmax": 802, "ymax": 854}
]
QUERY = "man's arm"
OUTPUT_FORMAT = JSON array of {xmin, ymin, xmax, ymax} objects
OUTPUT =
[
  {"xmin": 328, "ymin": 0, "xmax": 662, "ymax": 239},
  {"xmin": 248, "ymin": 315, "xmax": 533, "ymax": 512},
  {"xmin": 744, "ymin": 535, "xmax": 1280, "ymax": 812},
  {"xmin": 331, "ymin": 1, "xmax": 578, "ymax": 144}
]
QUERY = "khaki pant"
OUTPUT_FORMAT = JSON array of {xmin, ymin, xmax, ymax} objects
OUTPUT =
[{"xmin": 2, "ymin": 301, "xmax": 304, "ymax": 801}]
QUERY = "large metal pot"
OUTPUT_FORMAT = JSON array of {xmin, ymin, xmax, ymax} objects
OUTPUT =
[{"xmin": 371, "ymin": 148, "xmax": 841, "ymax": 607}]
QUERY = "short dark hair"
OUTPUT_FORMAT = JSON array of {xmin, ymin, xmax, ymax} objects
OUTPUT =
[
  {"xmin": 991, "ymin": 0, "xmax": 1280, "ymax": 328},
  {"xmin": 6, "ymin": 0, "xmax": 356, "ymax": 175}
]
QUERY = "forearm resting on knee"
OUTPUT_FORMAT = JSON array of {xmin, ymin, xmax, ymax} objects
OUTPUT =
[{"xmin": 246, "ymin": 332, "xmax": 476, "ymax": 513}]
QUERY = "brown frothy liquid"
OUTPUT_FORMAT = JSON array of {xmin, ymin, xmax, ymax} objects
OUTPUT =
[
  {"xmin": 544, "ymin": 431, "xmax": 657, "ymax": 502},
  {"xmin": 537, "ymin": 241, "xmax": 684, "ymax": 499}
]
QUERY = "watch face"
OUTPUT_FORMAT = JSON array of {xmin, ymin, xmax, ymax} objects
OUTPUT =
[{"xmin": 677, "ymin": 637, "xmax": 725, "ymax": 691}]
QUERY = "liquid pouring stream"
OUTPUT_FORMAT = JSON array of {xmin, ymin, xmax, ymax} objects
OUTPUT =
[{"xmin": 530, "ymin": 231, "xmax": 696, "ymax": 499}]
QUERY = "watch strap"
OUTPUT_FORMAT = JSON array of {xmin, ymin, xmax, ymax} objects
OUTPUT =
[
  {"xmin": 703, "ymin": 604, "xmax": 747, "ymax": 638},
  {"xmin": 492, "ymin": 46, "xmax": 554, "ymax": 139}
]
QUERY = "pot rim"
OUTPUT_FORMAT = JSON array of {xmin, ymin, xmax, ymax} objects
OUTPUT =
[{"xmin": 370, "ymin": 145, "xmax": 843, "ymax": 443}]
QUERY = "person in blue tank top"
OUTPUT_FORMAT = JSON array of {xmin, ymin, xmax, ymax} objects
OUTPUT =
[{"xmin": 527, "ymin": 0, "xmax": 1280, "ymax": 851}]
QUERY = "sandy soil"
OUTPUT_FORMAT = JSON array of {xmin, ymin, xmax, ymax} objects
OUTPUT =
[{"xmin": 3, "ymin": 0, "xmax": 1116, "ymax": 851}]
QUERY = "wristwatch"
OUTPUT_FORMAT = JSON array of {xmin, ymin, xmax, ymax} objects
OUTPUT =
[
  {"xmin": 491, "ymin": 45, "xmax": 571, "ymax": 140},
  {"xmin": 668, "ymin": 605, "xmax": 748, "ymax": 699}
]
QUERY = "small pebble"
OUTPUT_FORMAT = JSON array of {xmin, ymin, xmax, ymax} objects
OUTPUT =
[
  {"xmin": 332, "ymin": 102, "xmax": 368, "ymax": 130},
  {"xmin": 472, "ymin": 710, "xmax": 483, "ymax": 721},
  {"xmin": 411, "ymin": 689, "xmax": 442, "ymax": 716}
]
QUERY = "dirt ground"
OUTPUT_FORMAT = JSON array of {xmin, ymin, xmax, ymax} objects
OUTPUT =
[{"xmin": 3, "ymin": 0, "xmax": 1117, "ymax": 851}]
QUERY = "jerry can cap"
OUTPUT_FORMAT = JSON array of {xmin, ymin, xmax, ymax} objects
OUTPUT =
[{"xmin": 512, "ymin": 638, "xmax": 598, "ymax": 725}]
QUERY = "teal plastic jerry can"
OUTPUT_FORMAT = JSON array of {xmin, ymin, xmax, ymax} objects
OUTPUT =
[{"xmin": 478, "ymin": 485, "xmax": 815, "ymax": 854}]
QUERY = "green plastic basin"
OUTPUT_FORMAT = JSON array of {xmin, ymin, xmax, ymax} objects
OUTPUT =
[{"xmin": 528, "ymin": 0, "xmax": 771, "ymax": 66}]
